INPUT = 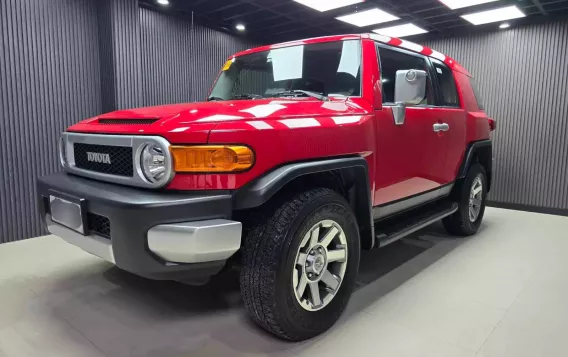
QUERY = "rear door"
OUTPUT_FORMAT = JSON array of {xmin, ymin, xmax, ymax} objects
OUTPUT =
[
  {"xmin": 428, "ymin": 58, "xmax": 467, "ymax": 182},
  {"xmin": 373, "ymin": 45, "xmax": 449, "ymax": 207}
]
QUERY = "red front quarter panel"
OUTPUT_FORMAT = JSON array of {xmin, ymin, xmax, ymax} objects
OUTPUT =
[{"xmin": 167, "ymin": 114, "xmax": 376, "ymax": 190}]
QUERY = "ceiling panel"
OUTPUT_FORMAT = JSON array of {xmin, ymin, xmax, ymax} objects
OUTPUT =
[{"xmin": 139, "ymin": 0, "xmax": 568, "ymax": 43}]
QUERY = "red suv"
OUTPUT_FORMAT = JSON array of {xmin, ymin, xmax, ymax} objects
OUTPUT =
[{"xmin": 38, "ymin": 33, "xmax": 494, "ymax": 341}]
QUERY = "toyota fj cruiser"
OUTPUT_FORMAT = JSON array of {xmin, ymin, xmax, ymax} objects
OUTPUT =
[{"xmin": 38, "ymin": 33, "xmax": 494, "ymax": 341}]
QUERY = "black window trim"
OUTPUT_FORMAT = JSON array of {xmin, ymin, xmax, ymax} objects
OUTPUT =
[
  {"xmin": 428, "ymin": 57, "xmax": 462, "ymax": 109},
  {"xmin": 375, "ymin": 42, "xmax": 463, "ymax": 110},
  {"xmin": 375, "ymin": 42, "xmax": 437, "ymax": 108}
]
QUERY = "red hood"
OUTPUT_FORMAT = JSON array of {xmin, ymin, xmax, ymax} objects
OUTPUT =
[{"xmin": 68, "ymin": 98, "xmax": 371, "ymax": 143}]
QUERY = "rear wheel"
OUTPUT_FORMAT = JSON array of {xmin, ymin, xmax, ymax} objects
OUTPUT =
[
  {"xmin": 240, "ymin": 188, "xmax": 360, "ymax": 341},
  {"xmin": 443, "ymin": 163, "xmax": 487, "ymax": 236}
]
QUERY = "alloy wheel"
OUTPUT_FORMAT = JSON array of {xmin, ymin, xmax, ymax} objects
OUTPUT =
[
  {"xmin": 469, "ymin": 176, "xmax": 483, "ymax": 222},
  {"xmin": 292, "ymin": 220, "xmax": 348, "ymax": 311}
]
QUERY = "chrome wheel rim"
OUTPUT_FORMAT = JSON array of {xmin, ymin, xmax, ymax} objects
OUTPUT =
[
  {"xmin": 293, "ymin": 220, "xmax": 348, "ymax": 312},
  {"xmin": 469, "ymin": 176, "xmax": 483, "ymax": 222}
]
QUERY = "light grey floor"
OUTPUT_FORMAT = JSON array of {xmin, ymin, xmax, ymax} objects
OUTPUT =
[{"xmin": 1, "ymin": 207, "xmax": 568, "ymax": 357}]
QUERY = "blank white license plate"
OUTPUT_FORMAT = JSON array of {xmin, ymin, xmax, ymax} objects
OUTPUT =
[{"xmin": 49, "ymin": 195, "xmax": 85, "ymax": 234}]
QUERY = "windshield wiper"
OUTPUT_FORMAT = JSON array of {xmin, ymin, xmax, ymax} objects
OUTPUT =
[
  {"xmin": 272, "ymin": 90, "xmax": 329, "ymax": 101},
  {"xmin": 230, "ymin": 94, "xmax": 263, "ymax": 100},
  {"xmin": 207, "ymin": 96, "xmax": 225, "ymax": 101}
]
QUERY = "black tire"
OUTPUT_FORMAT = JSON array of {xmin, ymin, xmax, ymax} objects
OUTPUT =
[
  {"xmin": 443, "ymin": 163, "xmax": 487, "ymax": 236},
  {"xmin": 240, "ymin": 188, "xmax": 360, "ymax": 341}
]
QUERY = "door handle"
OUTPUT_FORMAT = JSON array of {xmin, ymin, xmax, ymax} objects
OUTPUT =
[{"xmin": 433, "ymin": 123, "xmax": 449, "ymax": 132}]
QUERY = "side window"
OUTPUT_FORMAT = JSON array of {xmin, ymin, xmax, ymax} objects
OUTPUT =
[
  {"xmin": 469, "ymin": 78, "xmax": 485, "ymax": 110},
  {"xmin": 377, "ymin": 46, "xmax": 434, "ymax": 105},
  {"xmin": 431, "ymin": 58, "xmax": 460, "ymax": 107}
]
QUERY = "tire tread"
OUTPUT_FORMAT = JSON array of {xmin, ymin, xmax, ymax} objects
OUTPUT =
[
  {"xmin": 240, "ymin": 188, "xmax": 347, "ymax": 340},
  {"xmin": 443, "ymin": 163, "xmax": 487, "ymax": 236}
]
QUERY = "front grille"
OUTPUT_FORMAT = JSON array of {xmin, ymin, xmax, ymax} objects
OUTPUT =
[
  {"xmin": 74, "ymin": 143, "xmax": 133, "ymax": 177},
  {"xmin": 88, "ymin": 213, "xmax": 111, "ymax": 239},
  {"xmin": 98, "ymin": 118, "xmax": 158, "ymax": 125}
]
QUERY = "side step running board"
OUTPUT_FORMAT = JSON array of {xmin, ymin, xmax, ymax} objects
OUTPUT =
[{"xmin": 375, "ymin": 202, "xmax": 458, "ymax": 248}]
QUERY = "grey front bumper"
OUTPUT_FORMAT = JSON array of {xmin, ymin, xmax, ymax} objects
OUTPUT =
[{"xmin": 38, "ymin": 172, "xmax": 240, "ymax": 281}]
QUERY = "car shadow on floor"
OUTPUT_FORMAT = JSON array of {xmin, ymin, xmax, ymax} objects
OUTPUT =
[
  {"xmin": 343, "ymin": 221, "xmax": 472, "ymax": 318},
  {"xmin": 38, "ymin": 222, "xmax": 478, "ymax": 356}
]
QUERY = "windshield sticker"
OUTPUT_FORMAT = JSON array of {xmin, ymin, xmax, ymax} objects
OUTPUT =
[
  {"xmin": 337, "ymin": 40, "xmax": 361, "ymax": 77},
  {"xmin": 222, "ymin": 59, "xmax": 234, "ymax": 71},
  {"xmin": 268, "ymin": 45, "xmax": 304, "ymax": 81}
]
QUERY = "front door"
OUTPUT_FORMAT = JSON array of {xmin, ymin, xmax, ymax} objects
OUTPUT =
[{"xmin": 372, "ymin": 45, "xmax": 450, "ymax": 212}]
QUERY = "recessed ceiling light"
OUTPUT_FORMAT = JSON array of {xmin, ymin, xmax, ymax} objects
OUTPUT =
[
  {"xmin": 236, "ymin": 24, "xmax": 246, "ymax": 31},
  {"xmin": 157, "ymin": 0, "xmax": 169, "ymax": 5},
  {"xmin": 373, "ymin": 23, "xmax": 428, "ymax": 38},
  {"xmin": 438, "ymin": 0, "xmax": 499, "ymax": 10},
  {"xmin": 499, "ymin": 23, "xmax": 510, "ymax": 29},
  {"xmin": 336, "ymin": 8, "xmax": 399, "ymax": 27},
  {"xmin": 462, "ymin": 6, "xmax": 525, "ymax": 25},
  {"xmin": 293, "ymin": 0, "xmax": 364, "ymax": 12}
]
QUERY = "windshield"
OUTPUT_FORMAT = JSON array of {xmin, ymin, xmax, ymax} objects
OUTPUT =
[{"xmin": 209, "ymin": 40, "xmax": 362, "ymax": 101}]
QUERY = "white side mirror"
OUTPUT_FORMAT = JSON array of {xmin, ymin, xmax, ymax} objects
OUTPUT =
[
  {"xmin": 394, "ymin": 70, "xmax": 427, "ymax": 105},
  {"xmin": 392, "ymin": 70, "xmax": 427, "ymax": 125}
]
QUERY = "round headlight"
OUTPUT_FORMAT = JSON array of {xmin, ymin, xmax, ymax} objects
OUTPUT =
[
  {"xmin": 140, "ymin": 144, "xmax": 167, "ymax": 183},
  {"xmin": 58, "ymin": 136, "xmax": 67, "ymax": 167}
]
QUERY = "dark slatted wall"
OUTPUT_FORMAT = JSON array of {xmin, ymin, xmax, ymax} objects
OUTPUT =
[
  {"xmin": 423, "ymin": 20, "xmax": 568, "ymax": 211},
  {"xmin": 139, "ymin": 8, "xmax": 257, "ymax": 105},
  {"xmin": 0, "ymin": 0, "xmax": 101, "ymax": 243},
  {"xmin": 113, "ymin": 0, "xmax": 143, "ymax": 109},
  {"xmin": 97, "ymin": 0, "xmax": 143, "ymax": 111},
  {"xmin": 139, "ymin": 8, "xmax": 193, "ymax": 105}
]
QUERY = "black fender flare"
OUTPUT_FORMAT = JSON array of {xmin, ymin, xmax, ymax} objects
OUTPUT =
[
  {"xmin": 458, "ymin": 139, "xmax": 493, "ymax": 191},
  {"xmin": 233, "ymin": 156, "xmax": 375, "ymax": 249}
]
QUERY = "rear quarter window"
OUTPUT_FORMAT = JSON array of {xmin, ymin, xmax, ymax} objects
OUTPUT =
[
  {"xmin": 431, "ymin": 58, "xmax": 460, "ymax": 107},
  {"xmin": 469, "ymin": 78, "xmax": 485, "ymax": 110}
]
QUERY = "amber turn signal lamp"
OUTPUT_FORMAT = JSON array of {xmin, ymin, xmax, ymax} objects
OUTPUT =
[{"xmin": 170, "ymin": 145, "xmax": 254, "ymax": 173}]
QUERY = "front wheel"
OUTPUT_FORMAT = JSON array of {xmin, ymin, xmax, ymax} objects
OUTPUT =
[
  {"xmin": 240, "ymin": 188, "xmax": 360, "ymax": 341},
  {"xmin": 443, "ymin": 163, "xmax": 487, "ymax": 236}
]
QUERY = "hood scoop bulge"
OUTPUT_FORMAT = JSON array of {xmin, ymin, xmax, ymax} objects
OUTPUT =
[{"xmin": 97, "ymin": 118, "xmax": 159, "ymax": 125}]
